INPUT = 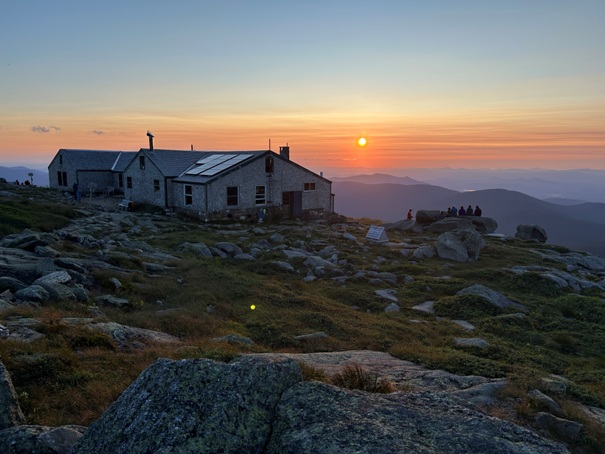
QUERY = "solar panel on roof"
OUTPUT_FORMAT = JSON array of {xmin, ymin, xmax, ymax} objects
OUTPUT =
[
  {"xmin": 195, "ymin": 154, "xmax": 225, "ymax": 165},
  {"xmin": 185, "ymin": 153, "xmax": 255, "ymax": 177}
]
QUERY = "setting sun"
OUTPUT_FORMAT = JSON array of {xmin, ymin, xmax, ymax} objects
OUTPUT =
[{"xmin": 357, "ymin": 137, "xmax": 367, "ymax": 147}]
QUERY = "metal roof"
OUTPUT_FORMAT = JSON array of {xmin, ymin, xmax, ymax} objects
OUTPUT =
[
  {"xmin": 112, "ymin": 152, "xmax": 138, "ymax": 172},
  {"xmin": 140, "ymin": 149, "xmax": 208, "ymax": 177},
  {"xmin": 57, "ymin": 149, "xmax": 128, "ymax": 171}
]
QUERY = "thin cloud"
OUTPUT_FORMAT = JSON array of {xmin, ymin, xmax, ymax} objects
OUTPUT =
[
  {"xmin": 31, "ymin": 125, "xmax": 61, "ymax": 133},
  {"xmin": 90, "ymin": 130, "xmax": 105, "ymax": 135}
]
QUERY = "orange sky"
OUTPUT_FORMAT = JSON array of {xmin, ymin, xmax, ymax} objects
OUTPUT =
[{"xmin": 1, "ymin": 2, "xmax": 604, "ymax": 173}]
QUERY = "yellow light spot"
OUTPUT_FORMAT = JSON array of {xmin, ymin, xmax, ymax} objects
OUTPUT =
[
  {"xmin": 250, "ymin": 305, "xmax": 256, "ymax": 310},
  {"xmin": 357, "ymin": 137, "xmax": 367, "ymax": 147}
]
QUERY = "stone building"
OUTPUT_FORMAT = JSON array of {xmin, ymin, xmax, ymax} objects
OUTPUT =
[
  {"xmin": 171, "ymin": 146, "xmax": 333, "ymax": 220},
  {"xmin": 49, "ymin": 145, "xmax": 333, "ymax": 220},
  {"xmin": 48, "ymin": 149, "xmax": 136, "ymax": 194}
]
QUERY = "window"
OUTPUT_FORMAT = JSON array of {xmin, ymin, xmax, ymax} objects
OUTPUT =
[
  {"xmin": 304, "ymin": 182, "xmax": 316, "ymax": 191},
  {"xmin": 127, "ymin": 177, "xmax": 132, "ymax": 189},
  {"xmin": 255, "ymin": 186, "xmax": 266, "ymax": 205},
  {"xmin": 184, "ymin": 185, "xmax": 193, "ymax": 205},
  {"xmin": 153, "ymin": 179, "xmax": 160, "ymax": 192},
  {"xmin": 57, "ymin": 171, "xmax": 67, "ymax": 186},
  {"xmin": 227, "ymin": 186, "xmax": 238, "ymax": 206},
  {"xmin": 139, "ymin": 156, "xmax": 145, "ymax": 170},
  {"xmin": 118, "ymin": 174, "xmax": 123, "ymax": 188},
  {"xmin": 59, "ymin": 155, "xmax": 63, "ymax": 165},
  {"xmin": 265, "ymin": 156, "xmax": 274, "ymax": 173}
]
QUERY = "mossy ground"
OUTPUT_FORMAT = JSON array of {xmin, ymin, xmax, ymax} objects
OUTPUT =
[{"xmin": 1, "ymin": 185, "xmax": 604, "ymax": 451}]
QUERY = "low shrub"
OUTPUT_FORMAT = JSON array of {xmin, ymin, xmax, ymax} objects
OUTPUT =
[{"xmin": 330, "ymin": 364, "xmax": 396, "ymax": 393}]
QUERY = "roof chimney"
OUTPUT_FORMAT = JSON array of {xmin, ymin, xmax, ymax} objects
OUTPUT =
[
  {"xmin": 279, "ymin": 145, "xmax": 290, "ymax": 160},
  {"xmin": 147, "ymin": 130, "xmax": 154, "ymax": 151}
]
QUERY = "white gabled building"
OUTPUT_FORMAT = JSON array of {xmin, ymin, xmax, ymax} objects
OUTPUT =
[
  {"xmin": 48, "ymin": 149, "xmax": 136, "ymax": 193},
  {"xmin": 49, "ymin": 144, "xmax": 333, "ymax": 220},
  {"xmin": 171, "ymin": 146, "xmax": 333, "ymax": 220}
]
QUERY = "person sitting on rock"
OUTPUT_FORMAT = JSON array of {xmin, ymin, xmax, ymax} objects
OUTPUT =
[
  {"xmin": 474, "ymin": 205, "xmax": 482, "ymax": 216},
  {"xmin": 466, "ymin": 205, "xmax": 474, "ymax": 216},
  {"xmin": 451, "ymin": 205, "xmax": 458, "ymax": 216},
  {"xmin": 407, "ymin": 209, "xmax": 413, "ymax": 220},
  {"xmin": 446, "ymin": 207, "xmax": 452, "ymax": 216},
  {"xmin": 459, "ymin": 206, "xmax": 466, "ymax": 216}
]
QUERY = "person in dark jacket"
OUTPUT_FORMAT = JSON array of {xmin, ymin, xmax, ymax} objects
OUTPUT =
[
  {"xmin": 474, "ymin": 205, "xmax": 482, "ymax": 216},
  {"xmin": 459, "ymin": 206, "xmax": 466, "ymax": 216},
  {"xmin": 451, "ymin": 205, "xmax": 458, "ymax": 216},
  {"xmin": 466, "ymin": 205, "xmax": 474, "ymax": 216}
]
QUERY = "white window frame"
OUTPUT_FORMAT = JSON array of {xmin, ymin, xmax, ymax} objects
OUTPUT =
[{"xmin": 255, "ymin": 185, "xmax": 266, "ymax": 205}]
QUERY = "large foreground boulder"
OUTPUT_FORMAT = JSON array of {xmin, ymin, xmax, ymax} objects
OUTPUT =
[
  {"xmin": 71, "ymin": 356, "xmax": 302, "ymax": 453},
  {"xmin": 267, "ymin": 382, "xmax": 567, "ymax": 454}
]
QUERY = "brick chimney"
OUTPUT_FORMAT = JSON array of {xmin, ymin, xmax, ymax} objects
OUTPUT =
[{"xmin": 279, "ymin": 145, "xmax": 290, "ymax": 160}]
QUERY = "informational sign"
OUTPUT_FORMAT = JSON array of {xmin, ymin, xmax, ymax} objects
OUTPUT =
[{"xmin": 365, "ymin": 225, "xmax": 389, "ymax": 243}]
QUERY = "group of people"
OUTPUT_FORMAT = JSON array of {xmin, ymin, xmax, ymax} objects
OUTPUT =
[
  {"xmin": 446, "ymin": 205, "xmax": 482, "ymax": 217},
  {"xmin": 405, "ymin": 204, "xmax": 482, "ymax": 221}
]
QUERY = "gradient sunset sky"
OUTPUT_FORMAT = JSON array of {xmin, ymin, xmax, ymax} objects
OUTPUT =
[{"xmin": 1, "ymin": 1, "xmax": 604, "ymax": 173}]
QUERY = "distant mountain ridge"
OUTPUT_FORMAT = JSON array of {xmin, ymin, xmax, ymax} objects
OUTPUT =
[
  {"xmin": 329, "ymin": 173, "xmax": 426, "ymax": 185},
  {"xmin": 0, "ymin": 166, "xmax": 49, "ymax": 187},
  {"xmin": 333, "ymin": 180, "xmax": 605, "ymax": 257}
]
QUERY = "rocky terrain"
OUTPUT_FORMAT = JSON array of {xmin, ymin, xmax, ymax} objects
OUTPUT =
[{"xmin": 1, "ymin": 182, "xmax": 605, "ymax": 452}]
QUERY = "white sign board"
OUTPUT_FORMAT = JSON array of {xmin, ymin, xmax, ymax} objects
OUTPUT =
[{"xmin": 365, "ymin": 225, "xmax": 389, "ymax": 243}]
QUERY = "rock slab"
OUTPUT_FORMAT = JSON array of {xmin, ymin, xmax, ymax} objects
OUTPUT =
[{"xmin": 71, "ymin": 355, "xmax": 302, "ymax": 453}]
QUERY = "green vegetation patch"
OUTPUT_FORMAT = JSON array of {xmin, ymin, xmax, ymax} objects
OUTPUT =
[
  {"xmin": 0, "ymin": 196, "xmax": 81, "ymax": 236},
  {"xmin": 433, "ymin": 294, "xmax": 503, "ymax": 319}
]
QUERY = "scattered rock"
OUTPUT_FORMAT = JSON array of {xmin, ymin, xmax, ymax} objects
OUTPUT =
[
  {"xmin": 295, "ymin": 332, "xmax": 328, "ymax": 341},
  {"xmin": 528, "ymin": 389, "xmax": 562, "ymax": 414},
  {"xmin": 14, "ymin": 285, "xmax": 49, "ymax": 303},
  {"xmin": 534, "ymin": 412, "xmax": 582, "ymax": 441},
  {"xmin": 454, "ymin": 338, "xmax": 489, "ymax": 348},
  {"xmin": 211, "ymin": 334, "xmax": 255, "ymax": 345},
  {"xmin": 436, "ymin": 229, "xmax": 486, "ymax": 262},
  {"xmin": 0, "ymin": 361, "xmax": 25, "ymax": 429},
  {"xmin": 452, "ymin": 320, "xmax": 476, "ymax": 331},
  {"xmin": 375, "ymin": 289, "xmax": 398, "ymax": 303},
  {"xmin": 412, "ymin": 301, "xmax": 434, "ymax": 314},
  {"xmin": 457, "ymin": 284, "xmax": 525, "ymax": 311},
  {"xmin": 384, "ymin": 303, "xmax": 400, "ymax": 313},
  {"xmin": 0, "ymin": 425, "xmax": 86, "ymax": 454},
  {"xmin": 412, "ymin": 245, "xmax": 436, "ymax": 260},
  {"xmin": 516, "ymin": 225, "xmax": 548, "ymax": 243}
]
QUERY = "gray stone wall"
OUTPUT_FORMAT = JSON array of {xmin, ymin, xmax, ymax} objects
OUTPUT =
[
  {"xmin": 123, "ymin": 153, "xmax": 166, "ymax": 206},
  {"xmin": 48, "ymin": 151, "xmax": 77, "ymax": 191},
  {"xmin": 172, "ymin": 154, "xmax": 332, "ymax": 219},
  {"xmin": 76, "ymin": 171, "xmax": 114, "ymax": 193}
]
